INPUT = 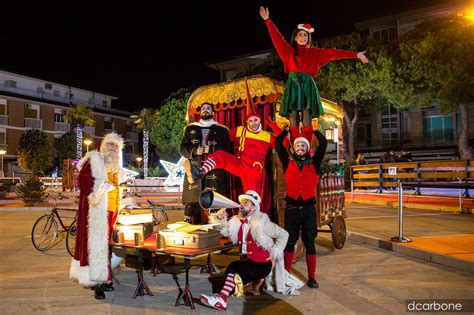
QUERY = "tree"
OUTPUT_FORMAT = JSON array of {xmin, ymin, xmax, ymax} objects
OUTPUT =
[
  {"xmin": 131, "ymin": 108, "xmax": 160, "ymax": 178},
  {"xmin": 317, "ymin": 33, "xmax": 396, "ymax": 164},
  {"xmin": 55, "ymin": 131, "xmax": 77, "ymax": 162},
  {"xmin": 398, "ymin": 15, "xmax": 474, "ymax": 158},
  {"xmin": 63, "ymin": 104, "xmax": 95, "ymax": 160},
  {"xmin": 18, "ymin": 129, "xmax": 52, "ymax": 176},
  {"xmin": 150, "ymin": 88, "xmax": 190, "ymax": 161}
]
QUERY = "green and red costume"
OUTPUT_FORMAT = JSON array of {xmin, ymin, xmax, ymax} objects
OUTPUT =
[{"xmin": 264, "ymin": 19, "xmax": 358, "ymax": 118}]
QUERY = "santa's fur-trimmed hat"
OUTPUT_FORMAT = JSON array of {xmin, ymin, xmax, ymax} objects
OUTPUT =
[{"xmin": 298, "ymin": 23, "xmax": 314, "ymax": 33}]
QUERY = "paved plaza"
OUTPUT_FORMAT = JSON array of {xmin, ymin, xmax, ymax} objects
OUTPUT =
[{"xmin": 1, "ymin": 208, "xmax": 474, "ymax": 314}]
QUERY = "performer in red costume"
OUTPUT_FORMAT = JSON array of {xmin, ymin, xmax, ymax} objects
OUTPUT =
[
  {"xmin": 259, "ymin": 6, "xmax": 369, "ymax": 127},
  {"xmin": 275, "ymin": 126, "xmax": 327, "ymax": 289},
  {"xmin": 191, "ymin": 83, "xmax": 275, "ymax": 201},
  {"xmin": 70, "ymin": 133, "xmax": 127, "ymax": 299},
  {"xmin": 200, "ymin": 190, "xmax": 288, "ymax": 311}
]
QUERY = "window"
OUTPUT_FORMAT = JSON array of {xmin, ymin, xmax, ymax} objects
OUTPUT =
[
  {"xmin": 4, "ymin": 80, "xmax": 17, "ymax": 88},
  {"xmin": 125, "ymin": 143, "xmax": 134, "ymax": 154},
  {"xmin": 102, "ymin": 100, "xmax": 108, "ymax": 107},
  {"xmin": 126, "ymin": 122, "xmax": 134, "ymax": 133},
  {"xmin": 372, "ymin": 27, "xmax": 396, "ymax": 41},
  {"xmin": 0, "ymin": 128, "xmax": 6, "ymax": 145},
  {"xmin": 423, "ymin": 115, "xmax": 453, "ymax": 143},
  {"xmin": 104, "ymin": 117, "xmax": 114, "ymax": 130},
  {"xmin": 381, "ymin": 105, "xmax": 399, "ymax": 145},
  {"xmin": 0, "ymin": 100, "xmax": 6, "ymax": 116},
  {"xmin": 24, "ymin": 104, "xmax": 39, "ymax": 119}
]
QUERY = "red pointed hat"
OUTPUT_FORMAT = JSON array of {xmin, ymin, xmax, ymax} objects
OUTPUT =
[
  {"xmin": 298, "ymin": 23, "xmax": 314, "ymax": 33},
  {"xmin": 245, "ymin": 79, "xmax": 260, "ymax": 121}
]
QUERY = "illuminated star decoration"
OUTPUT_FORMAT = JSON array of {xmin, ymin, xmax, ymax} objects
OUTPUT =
[{"xmin": 160, "ymin": 157, "xmax": 185, "ymax": 187}]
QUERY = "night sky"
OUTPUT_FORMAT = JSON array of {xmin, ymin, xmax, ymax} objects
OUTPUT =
[{"xmin": 1, "ymin": 0, "xmax": 451, "ymax": 112}]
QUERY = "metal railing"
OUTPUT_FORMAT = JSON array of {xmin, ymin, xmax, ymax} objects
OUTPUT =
[
  {"xmin": 54, "ymin": 122, "xmax": 70, "ymax": 132},
  {"xmin": 24, "ymin": 118, "xmax": 42, "ymax": 129},
  {"xmin": 0, "ymin": 115, "xmax": 8, "ymax": 125}
]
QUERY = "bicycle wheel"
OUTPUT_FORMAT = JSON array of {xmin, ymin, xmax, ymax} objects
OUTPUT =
[
  {"xmin": 66, "ymin": 219, "xmax": 77, "ymax": 257},
  {"xmin": 153, "ymin": 208, "xmax": 168, "ymax": 231},
  {"xmin": 31, "ymin": 214, "xmax": 59, "ymax": 251}
]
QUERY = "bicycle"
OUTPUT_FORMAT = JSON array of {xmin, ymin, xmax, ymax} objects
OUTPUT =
[{"xmin": 31, "ymin": 193, "xmax": 77, "ymax": 256}]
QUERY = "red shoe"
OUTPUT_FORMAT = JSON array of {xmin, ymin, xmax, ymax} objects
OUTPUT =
[{"xmin": 200, "ymin": 294, "xmax": 227, "ymax": 311}]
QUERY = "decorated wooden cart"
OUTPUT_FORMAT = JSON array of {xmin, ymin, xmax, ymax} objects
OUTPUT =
[{"xmin": 187, "ymin": 75, "xmax": 347, "ymax": 253}]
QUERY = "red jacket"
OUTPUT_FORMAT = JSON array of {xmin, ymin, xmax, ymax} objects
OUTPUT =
[
  {"xmin": 265, "ymin": 19, "xmax": 357, "ymax": 76},
  {"xmin": 284, "ymin": 160, "xmax": 319, "ymax": 201},
  {"xmin": 237, "ymin": 224, "xmax": 271, "ymax": 263},
  {"xmin": 230, "ymin": 126, "xmax": 274, "ymax": 167}
]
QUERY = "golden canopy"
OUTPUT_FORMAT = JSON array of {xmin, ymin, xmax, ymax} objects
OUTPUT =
[{"xmin": 187, "ymin": 75, "xmax": 343, "ymax": 119}]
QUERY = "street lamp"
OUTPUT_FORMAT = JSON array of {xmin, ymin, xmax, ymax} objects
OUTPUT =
[
  {"xmin": 0, "ymin": 150, "xmax": 6, "ymax": 177},
  {"xmin": 136, "ymin": 156, "xmax": 143, "ymax": 178},
  {"xmin": 83, "ymin": 139, "xmax": 93, "ymax": 152}
]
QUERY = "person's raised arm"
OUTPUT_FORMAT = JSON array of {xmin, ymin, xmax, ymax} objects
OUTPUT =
[
  {"xmin": 316, "ymin": 48, "xmax": 369, "ymax": 69},
  {"xmin": 275, "ymin": 128, "xmax": 290, "ymax": 172},
  {"xmin": 313, "ymin": 128, "xmax": 328, "ymax": 174},
  {"xmin": 259, "ymin": 6, "xmax": 292, "ymax": 64}
]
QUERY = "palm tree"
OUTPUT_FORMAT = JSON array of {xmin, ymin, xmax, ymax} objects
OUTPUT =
[
  {"xmin": 131, "ymin": 108, "xmax": 159, "ymax": 178},
  {"xmin": 64, "ymin": 104, "xmax": 95, "ymax": 160}
]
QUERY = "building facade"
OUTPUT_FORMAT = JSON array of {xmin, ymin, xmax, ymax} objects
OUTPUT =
[{"xmin": 0, "ymin": 70, "xmax": 139, "ymax": 176}]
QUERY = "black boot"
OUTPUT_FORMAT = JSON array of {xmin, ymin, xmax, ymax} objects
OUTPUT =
[
  {"xmin": 307, "ymin": 277, "xmax": 319, "ymax": 289},
  {"xmin": 190, "ymin": 164, "xmax": 204, "ymax": 181},
  {"xmin": 101, "ymin": 283, "xmax": 114, "ymax": 292},
  {"xmin": 94, "ymin": 285, "xmax": 106, "ymax": 299}
]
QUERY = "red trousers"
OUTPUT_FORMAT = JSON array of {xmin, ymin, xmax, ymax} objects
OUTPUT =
[
  {"xmin": 205, "ymin": 150, "xmax": 263, "ymax": 195},
  {"xmin": 107, "ymin": 211, "xmax": 118, "ymax": 282}
]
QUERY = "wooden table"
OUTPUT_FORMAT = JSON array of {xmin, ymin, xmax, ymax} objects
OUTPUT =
[{"xmin": 114, "ymin": 238, "xmax": 234, "ymax": 309}]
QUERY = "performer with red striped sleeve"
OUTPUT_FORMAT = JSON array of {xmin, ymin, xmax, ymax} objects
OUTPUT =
[
  {"xmin": 190, "ymin": 82, "xmax": 275, "ymax": 199},
  {"xmin": 200, "ymin": 190, "xmax": 288, "ymax": 311}
]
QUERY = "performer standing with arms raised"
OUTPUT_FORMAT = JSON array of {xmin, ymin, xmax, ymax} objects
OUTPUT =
[
  {"xmin": 275, "ymin": 126, "xmax": 327, "ymax": 289},
  {"xmin": 259, "ymin": 6, "xmax": 369, "ymax": 127}
]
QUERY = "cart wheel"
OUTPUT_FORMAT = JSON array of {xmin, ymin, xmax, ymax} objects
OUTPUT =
[
  {"xmin": 331, "ymin": 216, "xmax": 346, "ymax": 250},
  {"xmin": 293, "ymin": 237, "xmax": 305, "ymax": 263}
]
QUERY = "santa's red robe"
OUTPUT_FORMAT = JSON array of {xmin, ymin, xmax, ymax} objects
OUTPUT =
[{"xmin": 69, "ymin": 151, "xmax": 125, "ymax": 287}]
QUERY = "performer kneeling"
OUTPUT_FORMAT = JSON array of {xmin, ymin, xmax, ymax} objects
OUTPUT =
[{"xmin": 200, "ymin": 190, "xmax": 288, "ymax": 311}]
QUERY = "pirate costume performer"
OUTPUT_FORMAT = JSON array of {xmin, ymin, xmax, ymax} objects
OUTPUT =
[
  {"xmin": 70, "ymin": 133, "xmax": 127, "ymax": 299},
  {"xmin": 275, "ymin": 127, "xmax": 327, "ymax": 288},
  {"xmin": 259, "ymin": 6, "xmax": 369, "ymax": 126},
  {"xmin": 191, "ymin": 82, "xmax": 275, "ymax": 201},
  {"xmin": 200, "ymin": 190, "xmax": 290, "ymax": 311},
  {"xmin": 180, "ymin": 103, "xmax": 231, "ymax": 224}
]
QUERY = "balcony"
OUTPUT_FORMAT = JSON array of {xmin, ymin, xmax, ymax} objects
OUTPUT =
[
  {"xmin": 0, "ymin": 115, "xmax": 8, "ymax": 125},
  {"xmin": 126, "ymin": 132, "xmax": 139, "ymax": 142},
  {"xmin": 24, "ymin": 118, "xmax": 42, "ymax": 129},
  {"xmin": 83, "ymin": 126, "xmax": 95, "ymax": 137},
  {"xmin": 54, "ymin": 122, "xmax": 70, "ymax": 133}
]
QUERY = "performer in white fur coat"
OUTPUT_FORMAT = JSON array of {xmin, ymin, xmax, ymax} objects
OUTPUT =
[
  {"xmin": 200, "ymin": 190, "xmax": 302, "ymax": 312},
  {"xmin": 69, "ymin": 133, "xmax": 127, "ymax": 299}
]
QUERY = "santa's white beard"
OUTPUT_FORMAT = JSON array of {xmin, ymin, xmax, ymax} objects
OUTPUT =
[{"xmin": 102, "ymin": 150, "xmax": 121, "ymax": 172}]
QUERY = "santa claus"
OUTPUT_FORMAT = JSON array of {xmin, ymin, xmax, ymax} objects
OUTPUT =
[{"xmin": 69, "ymin": 132, "xmax": 128, "ymax": 299}]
